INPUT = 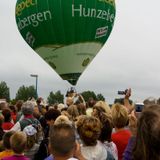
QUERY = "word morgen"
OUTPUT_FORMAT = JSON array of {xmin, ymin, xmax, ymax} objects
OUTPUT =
[
  {"xmin": 72, "ymin": 4, "xmax": 115, "ymax": 23},
  {"xmin": 16, "ymin": 0, "xmax": 37, "ymax": 16}
]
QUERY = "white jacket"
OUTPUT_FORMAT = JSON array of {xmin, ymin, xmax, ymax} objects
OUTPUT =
[{"xmin": 81, "ymin": 141, "xmax": 107, "ymax": 160}]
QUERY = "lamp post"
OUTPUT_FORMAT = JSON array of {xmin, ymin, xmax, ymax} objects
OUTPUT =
[{"xmin": 30, "ymin": 74, "xmax": 38, "ymax": 99}]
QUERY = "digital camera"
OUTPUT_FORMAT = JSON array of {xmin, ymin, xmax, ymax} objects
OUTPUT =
[{"xmin": 117, "ymin": 89, "xmax": 128, "ymax": 95}]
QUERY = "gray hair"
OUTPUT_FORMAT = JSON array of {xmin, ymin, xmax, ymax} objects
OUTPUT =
[{"xmin": 21, "ymin": 101, "xmax": 34, "ymax": 115}]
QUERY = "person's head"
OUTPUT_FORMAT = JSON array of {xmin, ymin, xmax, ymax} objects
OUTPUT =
[
  {"xmin": 23, "ymin": 125, "xmax": 37, "ymax": 150},
  {"xmin": 2, "ymin": 108, "xmax": 12, "ymax": 122},
  {"xmin": 157, "ymin": 98, "xmax": 160, "ymax": 105},
  {"xmin": 9, "ymin": 105, "xmax": 17, "ymax": 114},
  {"xmin": 2, "ymin": 131, "xmax": 15, "ymax": 150},
  {"xmin": 0, "ymin": 102, "xmax": 8, "ymax": 111},
  {"xmin": 61, "ymin": 110, "xmax": 71, "ymax": 120},
  {"xmin": 94, "ymin": 101, "xmax": 111, "ymax": 115},
  {"xmin": 49, "ymin": 123, "xmax": 76, "ymax": 158},
  {"xmin": 111, "ymin": 103, "xmax": 128, "ymax": 129},
  {"xmin": 87, "ymin": 97, "xmax": 96, "ymax": 108},
  {"xmin": 10, "ymin": 131, "xmax": 27, "ymax": 154},
  {"xmin": 92, "ymin": 105, "xmax": 106, "ymax": 118},
  {"xmin": 41, "ymin": 105, "xmax": 47, "ymax": 115},
  {"xmin": 76, "ymin": 115, "xmax": 101, "ymax": 146},
  {"xmin": 143, "ymin": 97, "xmax": 157, "ymax": 106},
  {"xmin": 45, "ymin": 109, "xmax": 61, "ymax": 125},
  {"xmin": 77, "ymin": 103, "xmax": 86, "ymax": 115},
  {"xmin": 33, "ymin": 106, "xmax": 41, "ymax": 119},
  {"xmin": 54, "ymin": 115, "xmax": 72, "ymax": 126},
  {"xmin": 15, "ymin": 100, "xmax": 23, "ymax": 112},
  {"xmin": 21, "ymin": 101, "xmax": 34, "ymax": 116},
  {"xmin": 67, "ymin": 105, "xmax": 79, "ymax": 121},
  {"xmin": 98, "ymin": 113, "xmax": 113, "ymax": 143},
  {"xmin": 57, "ymin": 103, "xmax": 65, "ymax": 112},
  {"xmin": 36, "ymin": 97, "xmax": 43, "ymax": 105},
  {"xmin": 66, "ymin": 97, "xmax": 74, "ymax": 106},
  {"xmin": 133, "ymin": 105, "xmax": 160, "ymax": 160}
]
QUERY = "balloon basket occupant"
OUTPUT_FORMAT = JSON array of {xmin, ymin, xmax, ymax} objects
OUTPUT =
[{"xmin": 65, "ymin": 87, "xmax": 85, "ymax": 107}]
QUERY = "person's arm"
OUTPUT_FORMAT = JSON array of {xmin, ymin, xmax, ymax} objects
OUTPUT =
[
  {"xmin": 123, "ymin": 136, "xmax": 136, "ymax": 160},
  {"xmin": 123, "ymin": 88, "xmax": 134, "ymax": 113},
  {"xmin": 128, "ymin": 110, "xmax": 137, "ymax": 136},
  {"xmin": 74, "ymin": 142, "xmax": 86, "ymax": 160},
  {"xmin": 77, "ymin": 94, "xmax": 86, "ymax": 106}
]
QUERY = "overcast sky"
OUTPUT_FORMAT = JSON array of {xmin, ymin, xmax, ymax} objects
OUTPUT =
[{"xmin": 1, "ymin": 0, "xmax": 160, "ymax": 103}]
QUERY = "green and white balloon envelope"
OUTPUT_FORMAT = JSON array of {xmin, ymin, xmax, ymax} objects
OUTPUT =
[{"xmin": 15, "ymin": 0, "xmax": 116, "ymax": 85}]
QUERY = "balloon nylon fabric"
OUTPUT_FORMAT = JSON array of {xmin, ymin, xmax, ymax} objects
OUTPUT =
[{"xmin": 15, "ymin": 0, "xmax": 116, "ymax": 85}]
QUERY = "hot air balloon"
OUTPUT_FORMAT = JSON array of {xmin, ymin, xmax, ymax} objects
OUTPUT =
[{"xmin": 15, "ymin": 0, "xmax": 116, "ymax": 85}]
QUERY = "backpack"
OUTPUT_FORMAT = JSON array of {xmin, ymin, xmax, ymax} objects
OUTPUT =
[
  {"xmin": 20, "ymin": 118, "xmax": 43, "ymax": 143},
  {"xmin": 34, "ymin": 138, "xmax": 49, "ymax": 160}
]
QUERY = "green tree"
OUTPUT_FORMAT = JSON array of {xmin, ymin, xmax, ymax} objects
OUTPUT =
[
  {"xmin": 15, "ymin": 85, "xmax": 36, "ymax": 101},
  {"xmin": 96, "ymin": 93, "xmax": 105, "ymax": 101},
  {"xmin": 47, "ymin": 90, "xmax": 64, "ymax": 105},
  {"xmin": 81, "ymin": 91, "xmax": 97, "ymax": 102},
  {"xmin": 114, "ymin": 98, "xmax": 133, "ymax": 105},
  {"xmin": 10, "ymin": 99, "xmax": 17, "ymax": 105},
  {"xmin": 0, "ymin": 81, "xmax": 10, "ymax": 101}
]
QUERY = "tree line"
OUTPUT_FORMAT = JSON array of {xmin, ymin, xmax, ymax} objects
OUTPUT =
[{"xmin": 0, "ymin": 81, "xmax": 105, "ymax": 104}]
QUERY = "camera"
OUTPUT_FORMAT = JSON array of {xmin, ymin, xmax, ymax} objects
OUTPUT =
[
  {"xmin": 117, "ymin": 89, "xmax": 128, "ymax": 95},
  {"xmin": 135, "ymin": 103, "xmax": 144, "ymax": 112}
]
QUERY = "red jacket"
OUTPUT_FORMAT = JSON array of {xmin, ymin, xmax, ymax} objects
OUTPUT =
[
  {"xmin": 2, "ymin": 122, "xmax": 14, "ymax": 130},
  {"xmin": 112, "ymin": 129, "xmax": 131, "ymax": 160}
]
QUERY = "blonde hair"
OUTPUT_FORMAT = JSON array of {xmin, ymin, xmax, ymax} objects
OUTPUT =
[
  {"xmin": 111, "ymin": 103, "xmax": 128, "ymax": 128},
  {"xmin": 66, "ymin": 97, "xmax": 74, "ymax": 106},
  {"xmin": 94, "ymin": 101, "xmax": 111, "ymax": 115},
  {"xmin": 54, "ymin": 115, "xmax": 72, "ymax": 126},
  {"xmin": 10, "ymin": 131, "xmax": 27, "ymax": 154},
  {"xmin": 67, "ymin": 105, "xmax": 79, "ymax": 121},
  {"xmin": 76, "ymin": 115, "xmax": 101, "ymax": 146}
]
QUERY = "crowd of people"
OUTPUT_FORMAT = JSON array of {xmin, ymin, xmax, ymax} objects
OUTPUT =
[{"xmin": 0, "ymin": 88, "xmax": 159, "ymax": 160}]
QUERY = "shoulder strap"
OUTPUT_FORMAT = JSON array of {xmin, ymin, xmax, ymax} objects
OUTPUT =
[{"xmin": 20, "ymin": 118, "xmax": 34, "ymax": 131}]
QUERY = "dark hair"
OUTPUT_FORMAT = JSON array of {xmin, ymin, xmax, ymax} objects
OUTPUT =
[
  {"xmin": 49, "ymin": 123, "xmax": 75, "ymax": 156},
  {"xmin": 61, "ymin": 107, "xmax": 67, "ymax": 112},
  {"xmin": 9, "ymin": 105, "xmax": 17, "ymax": 114},
  {"xmin": 87, "ymin": 97, "xmax": 96, "ymax": 108},
  {"xmin": 3, "ymin": 131, "xmax": 15, "ymax": 149},
  {"xmin": 36, "ymin": 97, "xmax": 42, "ymax": 104},
  {"xmin": 133, "ymin": 105, "xmax": 160, "ymax": 160},
  {"xmin": 98, "ymin": 113, "xmax": 113, "ymax": 142},
  {"xmin": 45, "ymin": 109, "xmax": 61, "ymax": 121},
  {"xmin": 16, "ymin": 100, "xmax": 23, "ymax": 112},
  {"xmin": 77, "ymin": 103, "xmax": 86, "ymax": 115},
  {"xmin": 2, "ymin": 109, "xmax": 12, "ymax": 122},
  {"xmin": 93, "ymin": 105, "xmax": 106, "ymax": 117}
]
